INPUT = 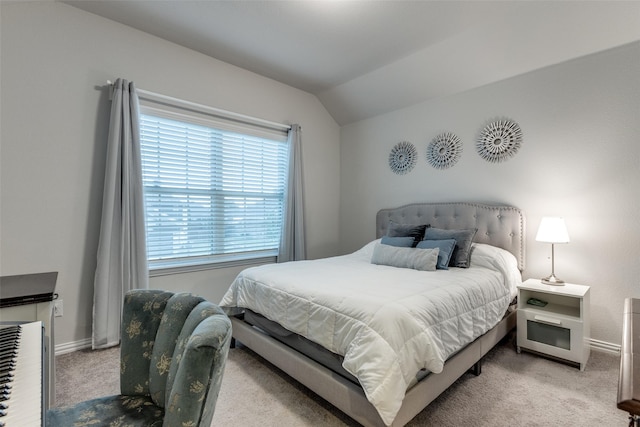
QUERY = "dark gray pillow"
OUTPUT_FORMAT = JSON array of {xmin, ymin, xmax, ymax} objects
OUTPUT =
[
  {"xmin": 416, "ymin": 239, "xmax": 457, "ymax": 270},
  {"xmin": 387, "ymin": 221, "xmax": 429, "ymax": 247},
  {"xmin": 380, "ymin": 236, "xmax": 415, "ymax": 247},
  {"xmin": 423, "ymin": 228, "xmax": 477, "ymax": 268}
]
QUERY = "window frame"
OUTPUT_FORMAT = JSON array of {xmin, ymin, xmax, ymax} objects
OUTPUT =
[{"xmin": 137, "ymin": 94, "xmax": 291, "ymax": 276}]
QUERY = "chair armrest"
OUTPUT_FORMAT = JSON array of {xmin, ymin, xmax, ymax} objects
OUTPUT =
[{"xmin": 163, "ymin": 313, "xmax": 232, "ymax": 427}]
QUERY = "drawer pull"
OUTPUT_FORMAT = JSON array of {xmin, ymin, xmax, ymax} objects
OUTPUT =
[{"xmin": 534, "ymin": 315, "xmax": 562, "ymax": 326}]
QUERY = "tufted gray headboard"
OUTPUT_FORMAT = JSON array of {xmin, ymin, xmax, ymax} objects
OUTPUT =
[{"xmin": 376, "ymin": 202, "xmax": 525, "ymax": 271}]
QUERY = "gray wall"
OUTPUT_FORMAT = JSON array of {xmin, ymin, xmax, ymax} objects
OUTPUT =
[
  {"xmin": 340, "ymin": 42, "xmax": 640, "ymax": 347},
  {"xmin": 0, "ymin": 2, "xmax": 340, "ymax": 348}
]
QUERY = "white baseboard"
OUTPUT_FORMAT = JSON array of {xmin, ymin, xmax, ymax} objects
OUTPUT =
[
  {"xmin": 55, "ymin": 338, "xmax": 92, "ymax": 355},
  {"xmin": 589, "ymin": 338, "xmax": 621, "ymax": 354}
]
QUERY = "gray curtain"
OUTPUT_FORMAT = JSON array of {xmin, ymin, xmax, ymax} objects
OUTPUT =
[
  {"xmin": 92, "ymin": 78, "xmax": 148, "ymax": 349},
  {"xmin": 278, "ymin": 124, "xmax": 306, "ymax": 262}
]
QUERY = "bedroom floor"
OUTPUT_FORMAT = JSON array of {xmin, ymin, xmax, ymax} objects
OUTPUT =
[{"xmin": 56, "ymin": 335, "xmax": 626, "ymax": 426}]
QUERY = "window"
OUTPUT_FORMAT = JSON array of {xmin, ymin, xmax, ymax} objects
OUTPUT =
[{"xmin": 139, "ymin": 103, "xmax": 289, "ymax": 273}]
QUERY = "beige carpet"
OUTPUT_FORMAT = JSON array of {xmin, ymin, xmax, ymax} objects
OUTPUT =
[{"xmin": 54, "ymin": 336, "xmax": 627, "ymax": 426}]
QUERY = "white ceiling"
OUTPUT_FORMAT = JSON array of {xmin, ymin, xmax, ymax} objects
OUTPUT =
[{"xmin": 63, "ymin": 1, "xmax": 640, "ymax": 125}]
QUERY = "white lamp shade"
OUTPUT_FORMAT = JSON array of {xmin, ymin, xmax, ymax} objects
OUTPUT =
[{"xmin": 536, "ymin": 217, "xmax": 570, "ymax": 244}]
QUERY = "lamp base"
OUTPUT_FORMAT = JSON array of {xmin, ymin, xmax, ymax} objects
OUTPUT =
[{"xmin": 541, "ymin": 274, "xmax": 565, "ymax": 286}]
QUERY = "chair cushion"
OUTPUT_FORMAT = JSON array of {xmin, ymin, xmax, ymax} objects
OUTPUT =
[
  {"xmin": 46, "ymin": 395, "xmax": 164, "ymax": 427},
  {"xmin": 120, "ymin": 290, "xmax": 174, "ymax": 397},
  {"xmin": 149, "ymin": 293, "xmax": 205, "ymax": 407}
]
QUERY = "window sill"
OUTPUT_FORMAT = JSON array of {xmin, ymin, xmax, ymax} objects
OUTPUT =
[{"xmin": 149, "ymin": 255, "xmax": 277, "ymax": 277}]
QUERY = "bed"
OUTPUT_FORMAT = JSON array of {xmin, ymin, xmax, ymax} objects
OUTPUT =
[{"xmin": 220, "ymin": 202, "xmax": 525, "ymax": 426}]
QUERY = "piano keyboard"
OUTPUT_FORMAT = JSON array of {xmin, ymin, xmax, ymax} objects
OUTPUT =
[{"xmin": 0, "ymin": 321, "xmax": 43, "ymax": 427}]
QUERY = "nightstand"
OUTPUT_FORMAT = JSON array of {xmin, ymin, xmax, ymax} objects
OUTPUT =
[{"xmin": 516, "ymin": 278, "xmax": 590, "ymax": 370}]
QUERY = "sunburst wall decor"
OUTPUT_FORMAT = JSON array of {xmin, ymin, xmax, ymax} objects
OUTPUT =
[
  {"xmin": 426, "ymin": 132, "xmax": 462, "ymax": 169},
  {"xmin": 476, "ymin": 118, "xmax": 523, "ymax": 163},
  {"xmin": 388, "ymin": 141, "xmax": 417, "ymax": 175}
]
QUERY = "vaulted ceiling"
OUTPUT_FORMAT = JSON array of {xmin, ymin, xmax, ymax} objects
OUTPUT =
[{"xmin": 63, "ymin": 1, "xmax": 640, "ymax": 126}]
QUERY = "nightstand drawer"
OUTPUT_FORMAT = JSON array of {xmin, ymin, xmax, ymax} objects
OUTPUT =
[{"xmin": 517, "ymin": 308, "xmax": 584, "ymax": 362}]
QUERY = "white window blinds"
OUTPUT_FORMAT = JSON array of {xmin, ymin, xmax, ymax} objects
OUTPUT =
[{"xmin": 139, "ymin": 109, "xmax": 289, "ymax": 271}]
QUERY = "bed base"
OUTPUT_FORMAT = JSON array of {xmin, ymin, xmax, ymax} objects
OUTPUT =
[{"xmin": 230, "ymin": 310, "xmax": 516, "ymax": 426}]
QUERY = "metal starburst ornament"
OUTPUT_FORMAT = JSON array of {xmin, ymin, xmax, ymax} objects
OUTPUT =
[
  {"xmin": 426, "ymin": 132, "xmax": 462, "ymax": 169},
  {"xmin": 476, "ymin": 118, "xmax": 523, "ymax": 163},
  {"xmin": 388, "ymin": 141, "xmax": 417, "ymax": 175}
]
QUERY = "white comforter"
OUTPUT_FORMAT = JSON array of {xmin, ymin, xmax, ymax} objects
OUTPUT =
[{"xmin": 220, "ymin": 241, "xmax": 521, "ymax": 425}]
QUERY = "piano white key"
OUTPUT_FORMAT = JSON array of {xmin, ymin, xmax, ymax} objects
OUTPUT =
[{"xmin": 0, "ymin": 321, "xmax": 42, "ymax": 427}]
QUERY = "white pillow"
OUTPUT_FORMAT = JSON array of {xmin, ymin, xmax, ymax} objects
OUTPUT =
[
  {"xmin": 470, "ymin": 243, "xmax": 522, "ymax": 298},
  {"xmin": 351, "ymin": 238, "xmax": 382, "ymax": 260},
  {"xmin": 371, "ymin": 243, "xmax": 439, "ymax": 271}
]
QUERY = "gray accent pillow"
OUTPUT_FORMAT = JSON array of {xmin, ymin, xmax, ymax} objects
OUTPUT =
[
  {"xmin": 423, "ymin": 228, "xmax": 477, "ymax": 268},
  {"xmin": 416, "ymin": 239, "xmax": 457, "ymax": 270},
  {"xmin": 380, "ymin": 236, "xmax": 415, "ymax": 247},
  {"xmin": 371, "ymin": 243, "xmax": 439, "ymax": 271},
  {"xmin": 387, "ymin": 221, "xmax": 429, "ymax": 247}
]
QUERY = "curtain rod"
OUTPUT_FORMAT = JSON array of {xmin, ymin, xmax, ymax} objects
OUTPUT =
[{"xmin": 106, "ymin": 80, "xmax": 292, "ymax": 132}]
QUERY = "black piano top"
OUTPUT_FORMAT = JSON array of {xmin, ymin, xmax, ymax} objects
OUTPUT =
[{"xmin": 0, "ymin": 272, "xmax": 58, "ymax": 308}]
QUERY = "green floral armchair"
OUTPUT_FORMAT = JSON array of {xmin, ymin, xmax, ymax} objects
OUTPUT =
[{"xmin": 47, "ymin": 290, "xmax": 233, "ymax": 427}]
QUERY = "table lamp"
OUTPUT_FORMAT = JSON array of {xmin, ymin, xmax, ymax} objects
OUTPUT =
[{"xmin": 536, "ymin": 216, "xmax": 570, "ymax": 285}]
